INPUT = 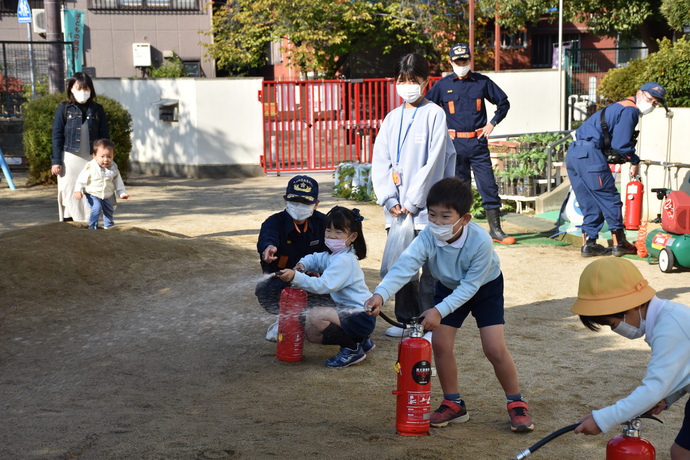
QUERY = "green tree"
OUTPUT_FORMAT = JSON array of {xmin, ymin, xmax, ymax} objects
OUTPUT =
[
  {"xmin": 204, "ymin": 0, "xmax": 389, "ymax": 77},
  {"xmin": 477, "ymin": 0, "xmax": 678, "ymax": 53},
  {"xmin": 599, "ymin": 37, "xmax": 690, "ymax": 107},
  {"xmin": 203, "ymin": 0, "xmax": 476, "ymax": 77},
  {"xmin": 661, "ymin": 0, "xmax": 690, "ymax": 32}
]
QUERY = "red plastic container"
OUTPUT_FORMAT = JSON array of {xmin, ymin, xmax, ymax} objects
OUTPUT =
[{"xmin": 662, "ymin": 191, "xmax": 690, "ymax": 235}]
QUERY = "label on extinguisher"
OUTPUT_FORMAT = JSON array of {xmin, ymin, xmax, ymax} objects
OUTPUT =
[{"xmin": 411, "ymin": 360, "xmax": 432, "ymax": 385}]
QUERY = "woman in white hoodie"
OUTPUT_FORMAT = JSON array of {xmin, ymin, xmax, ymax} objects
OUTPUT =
[{"xmin": 371, "ymin": 53, "xmax": 456, "ymax": 335}]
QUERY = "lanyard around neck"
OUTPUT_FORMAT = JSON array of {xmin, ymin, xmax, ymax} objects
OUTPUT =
[{"xmin": 396, "ymin": 100, "xmax": 423, "ymax": 164}]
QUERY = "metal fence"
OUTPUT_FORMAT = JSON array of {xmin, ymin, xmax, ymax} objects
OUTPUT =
[
  {"xmin": 0, "ymin": 40, "xmax": 75, "ymax": 117},
  {"xmin": 564, "ymin": 47, "xmax": 648, "ymax": 123}
]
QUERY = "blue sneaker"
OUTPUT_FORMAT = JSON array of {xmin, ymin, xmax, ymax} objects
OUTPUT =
[
  {"xmin": 325, "ymin": 344, "xmax": 366, "ymax": 368},
  {"xmin": 361, "ymin": 337, "xmax": 375, "ymax": 354}
]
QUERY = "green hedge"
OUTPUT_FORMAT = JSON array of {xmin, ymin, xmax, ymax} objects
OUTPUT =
[
  {"xmin": 599, "ymin": 37, "xmax": 690, "ymax": 108},
  {"xmin": 22, "ymin": 94, "xmax": 133, "ymax": 185}
]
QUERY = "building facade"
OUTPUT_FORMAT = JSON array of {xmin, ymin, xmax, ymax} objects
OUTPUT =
[{"xmin": 0, "ymin": 0, "xmax": 215, "ymax": 78}]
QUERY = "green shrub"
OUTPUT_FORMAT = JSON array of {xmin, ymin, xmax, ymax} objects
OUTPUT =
[
  {"xmin": 150, "ymin": 51, "xmax": 188, "ymax": 78},
  {"xmin": 599, "ymin": 37, "xmax": 690, "ymax": 107},
  {"xmin": 22, "ymin": 94, "xmax": 132, "ymax": 185}
]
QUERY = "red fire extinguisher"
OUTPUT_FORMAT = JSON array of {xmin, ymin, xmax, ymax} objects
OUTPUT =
[
  {"xmin": 625, "ymin": 177, "xmax": 644, "ymax": 230},
  {"xmin": 276, "ymin": 287, "xmax": 307, "ymax": 362},
  {"xmin": 391, "ymin": 321, "xmax": 432, "ymax": 436},
  {"xmin": 515, "ymin": 417, "xmax": 659, "ymax": 459},
  {"xmin": 606, "ymin": 419, "xmax": 656, "ymax": 460}
]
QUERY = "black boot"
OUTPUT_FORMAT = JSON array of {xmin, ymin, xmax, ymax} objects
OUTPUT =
[
  {"xmin": 486, "ymin": 208, "xmax": 515, "ymax": 245},
  {"xmin": 612, "ymin": 229, "xmax": 636, "ymax": 257},
  {"xmin": 581, "ymin": 235, "xmax": 612, "ymax": 257}
]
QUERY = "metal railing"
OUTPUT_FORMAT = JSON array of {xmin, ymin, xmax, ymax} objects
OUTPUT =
[
  {"xmin": 0, "ymin": 40, "xmax": 75, "ymax": 117},
  {"xmin": 87, "ymin": 0, "xmax": 202, "ymax": 11},
  {"xmin": 490, "ymin": 130, "xmax": 574, "ymax": 194}
]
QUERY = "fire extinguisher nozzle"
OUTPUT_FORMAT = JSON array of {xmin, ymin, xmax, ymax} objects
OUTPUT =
[{"xmin": 516, "ymin": 449, "xmax": 532, "ymax": 459}]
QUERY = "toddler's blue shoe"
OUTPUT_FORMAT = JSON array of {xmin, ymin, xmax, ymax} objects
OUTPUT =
[{"xmin": 325, "ymin": 344, "xmax": 366, "ymax": 368}]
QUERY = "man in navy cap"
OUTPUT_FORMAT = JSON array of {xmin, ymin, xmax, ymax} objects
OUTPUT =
[
  {"xmin": 256, "ymin": 175, "xmax": 328, "ymax": 340},
  {"xmin": 566, "ymin": 82, "xmax": 667, "ymax": 258},
  {"xmin": 426, "ymin": 43, "xmax": 514, "ymax": 244}
]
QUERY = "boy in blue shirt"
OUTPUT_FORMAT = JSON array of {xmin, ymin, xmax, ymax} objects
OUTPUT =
[{"xmin": 365, "ymin": 177, "xmax": 534, "ymax": 432}]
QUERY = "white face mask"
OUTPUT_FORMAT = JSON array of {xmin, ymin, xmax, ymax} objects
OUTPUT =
[
  {"xmin": 612, "ymin": 310, "xmax": 646, "ymax": 340},
  {"xmin": 72, "ymin": 89, "xmax": 91, "ymax": 104},
  {"xmin": 286, "ymin": 201, "xmax": 314, "ymax": 221},
  {"xmin": 637, "ymin": 99, "xmax": 655, "ymax": 116},
  {"xmin": 324, "ymin": 237, "xmax": 349, "ymax": 254},
  {"xmin": 396, "ymin": 84, "xmax": 422, "ymax": 104},
  {"xmin": 428, "ymin": 217, "xmax": 463, "ymax": 242},
  {"xmin": 451, "ymin": 63, "xmax": 471, "ymax": 78}
]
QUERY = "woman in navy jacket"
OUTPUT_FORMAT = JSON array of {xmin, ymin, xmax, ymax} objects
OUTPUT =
[{"xmin": 51, "ymin": 72, "xmax": 109, "ymax": 222}]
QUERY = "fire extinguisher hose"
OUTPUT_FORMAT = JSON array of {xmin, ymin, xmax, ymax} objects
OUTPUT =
[
  {"xmin": 515, "ymin": 423, "xmax": 579, "ymax": 459},
  {"xmin": 377, "ymin": 311, "xmax": 410, "ymax": 330}
]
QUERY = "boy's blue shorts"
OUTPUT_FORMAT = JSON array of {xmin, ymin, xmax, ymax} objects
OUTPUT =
[
  {"xmin": 676, "ymin": 397, "xmax": 690, "ymax": 450},
  {"xmin": 337, "ymin": 306, "xmax": 376, "ymax": 341},
  {"xmin": 435, "ymin": 273, "xmax": 505, "ymax": 329}
]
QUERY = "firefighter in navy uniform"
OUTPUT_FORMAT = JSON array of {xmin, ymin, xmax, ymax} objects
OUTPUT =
[
  {"xmin": 566, "ymin": 82, "xmax": 667, "ymax": 258},
  {"xmin": 255, "ymin": 175, "xmax": 328, "ymax": 340},
  {"xmin": 426, "ymin": 43, "xmax": 514, "ymax": 244}
]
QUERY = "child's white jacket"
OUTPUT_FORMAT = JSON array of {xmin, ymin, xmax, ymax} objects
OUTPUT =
[
  {"xmin": 593, "ymin": 297, "xmax": 690, "ymax": 433},
  {"xmin": 291, "ymin": 247, "xmax": 372, "ymax": 309},
  {"xmin": 75, "ymin": 159, "xmax": 127, "ymax": 200}
]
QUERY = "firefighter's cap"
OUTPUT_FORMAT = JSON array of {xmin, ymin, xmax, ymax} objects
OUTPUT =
[
  {"xmin": 640, "ymin": 82, "xmax": 667, "ymax": 106},
  {"xmin": 285, "ymin": 175, "xmax": 319, "ymax": 204},
  {"xmin": 571, "ymin": 258, "xmax": 656, "ymax": 316}
]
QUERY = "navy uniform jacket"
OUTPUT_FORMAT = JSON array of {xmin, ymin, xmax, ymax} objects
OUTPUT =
[
  {"xmin": 574, "ymin": 97, "xmax": 641, "ymax": 165},
  {"xmin": 256, "ymin": 210, "xmax": 327, "ymax": 273},
  {"xmin": 426, "ymin": 72, "xmax": 510, "ymax": 132}
]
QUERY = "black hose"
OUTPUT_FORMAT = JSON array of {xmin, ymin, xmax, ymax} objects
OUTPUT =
[
  {"xmin": 377, "ymin": 311, "xmax": 409, "ymax": 330},
  {"xmin": 515, "ymin": 424, "xmax": 579, "ymax": 459}
]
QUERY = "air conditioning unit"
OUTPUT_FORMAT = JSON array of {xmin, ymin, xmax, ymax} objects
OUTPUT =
[{"xmin": 33, "ymin": 9, "xmax": 46, "ymax": 34}]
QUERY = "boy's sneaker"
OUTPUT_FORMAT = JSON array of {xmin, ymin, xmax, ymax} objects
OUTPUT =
[
  {"xmin": 265, "ymin": 319, "xmax": 279, "ymax": 342},
  {"xmin": 430, "ymin": 399, "xmax": 470, "ymax": 427},
  {"xmin": 325, "ymin": 344, "xmax": 366, "ymax": 368},
  {"xmin": 361, "ymin": 337, "xmax": 376, "ymax": 354},
  {"xmin": 507, "ymin": 400, "xmax": 534, "ymax": 432}
]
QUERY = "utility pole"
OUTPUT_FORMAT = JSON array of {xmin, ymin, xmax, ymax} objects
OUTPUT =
[{"xmin": 44, "ymin": 0, "xmax": 64, "ymax": 94}]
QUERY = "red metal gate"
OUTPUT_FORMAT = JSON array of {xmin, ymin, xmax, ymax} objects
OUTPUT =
[{"xmin": 259, "ymin": 79, "xmax": 398, "ymax": 174}]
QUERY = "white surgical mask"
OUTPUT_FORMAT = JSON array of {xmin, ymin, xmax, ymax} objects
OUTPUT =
[
  {"xmin": 286, "ymin": 201, "xmax": 314, "ymax": 221},
  {"xmin": 396, "ymin": 84, "xmax": 422, "ymax": 104},
  {"xmin": 72, "ymin": 89, "xmax": 91, "ymax": 104},
  {"xmin": 428, "ymin": 217, "xmax": 463, "ymax": 242},
  {"xmin": 451, "ymin": 63, "xmax": 471, "ymax": 78},
  {"xmin": 325, "ymin": 237, "xmax": 349, "ymax": 254},
  {"xmin": 612, "ymin": 310, "xmax": 646, "ymax": 339},
  {"xmin": 637, "ymin": 99, "xmax": 655, "ymax": 116}
]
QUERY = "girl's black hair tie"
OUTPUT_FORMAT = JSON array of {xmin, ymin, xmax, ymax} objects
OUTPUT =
[{"xmin": 352, "ymin": 208, "xmax": 364, "ymax": 222}]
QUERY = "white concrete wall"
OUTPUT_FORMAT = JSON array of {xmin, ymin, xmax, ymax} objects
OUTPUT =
[
  {"xmin": 93, "ymin": 71, "xmax": 564, "ymax": 178},
  {"xmin": 478, "ymin": 69, "xmax": 564, "ymax": 136},
  {"xmin": 621, "ymin": 107, "xmax": 690, "ymax": 220},
  {"xmin": 94, "ymin": 77, "xmax": 264, "ymax": 177}
]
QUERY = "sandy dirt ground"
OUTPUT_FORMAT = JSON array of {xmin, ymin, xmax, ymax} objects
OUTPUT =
[{"xmin": 1, "ymin": 172, "xmax": 689, "ymax": 460}]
